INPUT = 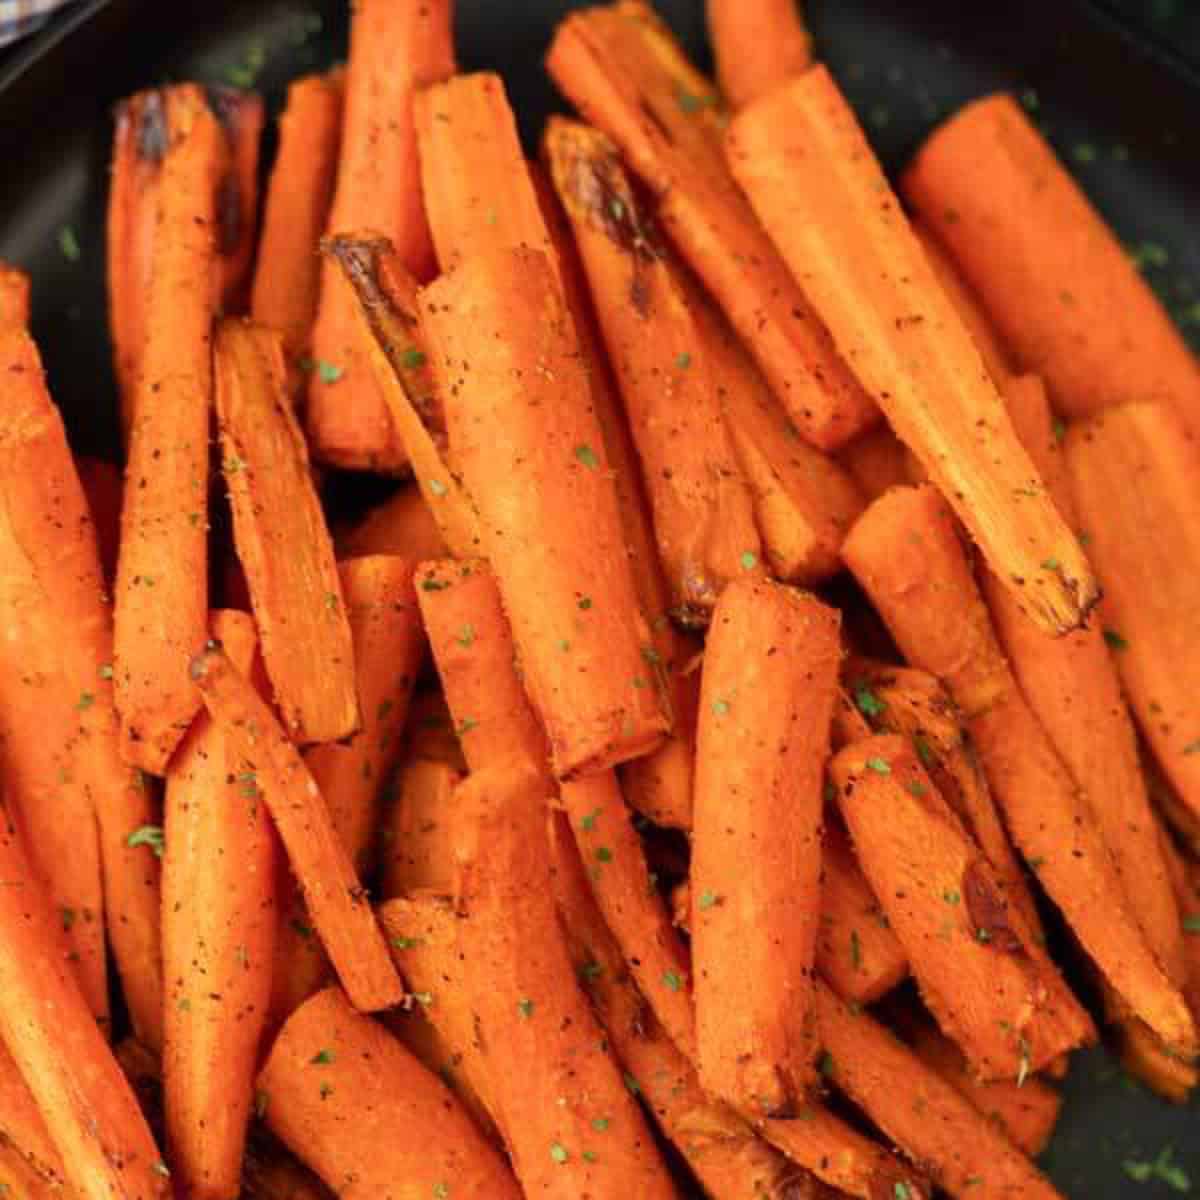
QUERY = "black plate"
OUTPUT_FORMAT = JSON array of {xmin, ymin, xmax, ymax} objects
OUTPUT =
[{"xmin": 1, "ymin": 2, "xmax": 1197, "ymax": 1195}]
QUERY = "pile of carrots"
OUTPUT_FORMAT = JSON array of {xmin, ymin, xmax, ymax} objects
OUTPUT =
[{"xmin": 1, "ymin": 0, "xmax": 1198, "ymax": 1196}]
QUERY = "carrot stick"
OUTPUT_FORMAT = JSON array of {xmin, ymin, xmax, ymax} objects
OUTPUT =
[
  {"xmin": 0, "ymin": 329, "xmax": 162, "ymax": 1046},
  {"xmin": 453, "ymin": 763, "xmax": 680, "ymax": 1197},
  {"xmin": 1118, "ymin": 1010, "xmax": 1197, "ymax": 1104},
  {"xmin": 0, "ymin": 1139, "xmax": 60, "ymax": 1199},
  {"xmin": 400, "ymin": 689, "xmax": 467, "ymax": 770},
  {"xmin": 336, "ymin": 484, "xmax": 447, "ymax": 563},
  {"xmin": 842, "ymin": 484, "xmax": 1197, "ymax": 1057},
  {"xmin": 250, "ymin": 72, "xmax": 343, "ymax": 378},
  {"xmin": 0, "ymin": 813, "xmax": 168, "ymax": 1200},
  {"xmin": 419, "ymin": 247, "xmax": 670, "ymax": 777},
  {"xmin": 692, "ymin": 577, "xmax": 840, "ymax": 1112},
  {"xmin": 830, "ymin": 734, "xmax": 1091, "ymax": 1079},
  {"xmin": 706, "ymin": 0, "xmax": 813, "ymax": 109},
  {"xmin": 379, "ymin": 759, "xmax": 463, "ymax": 897},
  {"xmin": 113, "ymin": 84, "xmax": 221, "ymax": 773},
  {"xmin": 727, "ymin": 67, "xmax": 1097, "ymax": 635},
  {"xmin": 163, "ymin": 610, "xmax": 279, "ymax": 1200},
  {"xmin": 0, "ymin": 1049, "xmax": 68, "ymax": 1191},
  {"xmin": 836, "ymin": 426, "xmax": 914, "ymax": 502},
  {"xmin": 306, "ymin": 0, "xmax": 455, "ymax": 470},
  {"xmin": 76, "ymin": 457, "xmax": 122, "ymax": 585},
  {"xmin": 902, "ymin": 93, "xmax": 1200, "ymax": 433},
  {"xmin": 1064, "ymin": 403, "xmax": 1200, "ymax": 828},
  {"xmin": 1161, "ymin": 826, "xmax": 1200, "ymax": 1024},
  {"xmin": 546, "ymin": 3, "xmax": 877, "ymax": 451},
  {"xmin": 215, "ymin": 319, "xmax": 358, "ymax": 744},
  {"xmin": 257, "ymin": 986, "xmax": 521, "ymax": 1199},
  {"xmin": 815, "ymin": 982, "xmax": 1064, "ymax": 1200},
  {"xmin": 189, "ymin": 644, "xmax": 402, "ymax": 1012},
  {"xmin": 817, "ymin": 822, "xmax": 908, "ymax": 1004},
  {"xmin": 0, "ymin": 262, "xmax": 30, "ymax": 328}
]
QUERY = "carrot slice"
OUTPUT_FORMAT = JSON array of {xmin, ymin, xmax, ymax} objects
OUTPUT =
[
  {"xmin": 189, "ymin": 644, "xmax": 402, "ymax": 1012},
  {"xmin": 336, "ymin": 484, "xmax": 447, "ymax": 562},
  {"xmin": 903, "ymin": 93, "xmax": 1200, "ymax": 433},
  {"xmin": 76, "ymin": 456, "xmax": 122, "ymax": 585},
  {"xmin": 163, "ymin": 610, "xmax": 279, "ymax": 1200},
  {"xmin": 706, "ymin": 0, "xmax": 813, "ymax": 109},
  {"xmin": 258, "ymin": 986, "xmax": 521, "ymax": 1199},
  {"xmin": 727, "ymin": 67, "xmax": 1097, "ymax": 634},
  {"xmin": 306, "ymin": 0, "xmax": 455, "ymax": 470},
  {"xmin": 546, "ymin": 3, "xmax": 877, "ymax": 450},
  {"xmin": 215, "ymin": 319, "xmax": 358, "ymax": 743},
  {"xmin": 0, "ymin": 262, "xmax": 30, "ymax": 328},
  {"xmin": 692, "ymin": 578, "xmax": 840, "ymax": 1112},
  {"xmin": 419, "ymin": 247, "xmax": 670, "ymax": 776},
  {"xmin": 379, "ymin": 760, "xmax": 462, "ymax": 897}
]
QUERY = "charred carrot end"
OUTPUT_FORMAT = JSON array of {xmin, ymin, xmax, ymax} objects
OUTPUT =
[
  {"xmin": 327, "ymin": 233, "xmax": 483, "ymax": 558},
  {"xmin": 251, "ymin": 72, "xmax": 343, "ymax": 373},
  {"xmin": 379, "ymin": 758, "xmax": 462, "ymax": 897},
  {"xmin": 189, "ymin": 644, "xmax": 402, "ymax": 1012},
  {"xmin": 693, "ymin": 578, "xmax": 840, "ymax": 1112},
  {"xmin": 706, "ymin": 0, "xmax": 813, "ymax": 109},
  {"xmin": 0, "ymin": 263, "xmax": 30, "ymax": 329},
  {"xmin": 727, "ymin": 68, "xmax": 1097, "ymax": 634},
  {"xmin": 305, "ymin": 0, "xmax": 456, "ymax": 471},
  {"xmin": 419, "ymin": 247, "xmax": 670, "ymax": 777},
  {"xmin": 114, "ymin": 84, "xmax": 222, "ymax": 774},
  {"xmin": 336, "ymin": 484, "xmax": 447, "ymax": 562},
  {"xmin": 215, "ymin": 319, "xmax": 359, "ymax": 744},
  {"xmin": 258, "ymin": 987, "xmax": 520, "ymax": 1198},
  {"xmin": 903, "ymin": 93, "xmax": 1200, "ymax": 431}
]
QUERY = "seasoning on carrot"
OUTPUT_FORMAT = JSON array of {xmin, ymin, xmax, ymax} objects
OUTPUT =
[
  {"xmin": 0, "ymin": 1046, "xmax": 68, "ymax": 1191},
  {"xmin": 257, "ymin": 986, "xmax": 522, "ymax": 1199},
  {"xmin": 706, "ymin": 0, "xmax": 813, "ymax": 109},
  {"xmin": 306, "ymin": 0, "xmax": 456, "ymax": 470},
  {"xmin": 379, "ymin": 758, "xmax": 462, "ymax": 897},
  {"xmin": 692, "ymin": 577, "xmax": 840, "ymax": 1112},
  {"xmin": 335, "ymin": 484, "xmax": 447, "ymax": 563},
  {"xmin": 215, "ymin": 318, "xmax": 358, "ymax": 744},
  {"xmin": 902, "ymin": 93, "xmax": 1200, "ymax": 434},
  {"xmin": 727, "ymin": 66, "xmax": 1097, "ymax": 635}
]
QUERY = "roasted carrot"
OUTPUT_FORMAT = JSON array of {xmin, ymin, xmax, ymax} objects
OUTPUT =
[
  {"xmin": 831, "ymin": 734, "xmax": 1091, "ymax": 1079},
  {"xmin": 1161, "ymin": 826, "xmax": 1200, "ymax": 1022},
  {"xmin": 816, "ymin": 983, "xmax": 1063, "ymax": 1200},
  {"xmin": 0, "ymin": 262, "xmax": 30, "ymax": 328},
  {"xmin": 547, "ymin": 3, "xmax": 877, "ymax": 450},
  {"xmin": 163, "ymin": 610, "xmax": 279, "ymax": 1200},
  {"xmin": 706, "ymin": 0, "xmax": 812, "ymax": 109},
  {"xmin": 113, "ymin": 84, "xmax": 222, "ymax": 773},
  {"xmin": 419, "ymin": 247, "xmax": 670, "ymax": 776},
  {"xmin": 693, "ymin": 578, "xmax": 840, "ymax": 1112},
  {"xmin": 215, "ymin": 319, "xmax": 358, "ymax": 744},
  {"xmin": 189, "ymin": 644, "xmax": 402, "ymax": 1012},
  {"xmin": 257, "ymin": 986, "xmax": 521, "ymax": 1199},
  {"xmin": 1064, "ymin": 403, "xmax": 1200, "ymax": 828},
  {"xmin": 836, "ymin": 426, "xmax": 913, "ymax": 502},
  {"xmin": 75, "ymin": 456, "xmax": 122, "ymax": 584},
  {"xmin": 453, "ymin": 763, "xmax": 679, "ymax": 1197},
  {"xmin": 243, "ymin": 1142, "xmax": 335, "ymax": 1200},
  {"xmin": 727, "ymin": 67, "xmax": 1097, "ymax": 634},
  {"xmin": 842, "ymin": 484, "xmax": 1197, "ymax": 1057},
  {"xmin": 903, "ymin": 93, "xmax": 1200, "ymax": 432},
  {"xmin": 400, "ymin": 689, "xmax": 467, "ymax": 770},
  {"xmin": 251, "ymin": 72, "xmax": 343, "ymax": 378},
  {"xmin": 0, "ymin": 1049, "xmax": 68, "ymax": 1191},
  {"xmin": 306, "ymin": 0, "xmax": 456, "ymax": 470},
  {"xmin": 379, "ymin": 759, "xmax": 463, "ymax": 897},
  {"xmin": 336, "ymin": 484, "xmax": 447, "ymax": 563},
  {"xmin": 0, "ymin": 1138, "xmax": 59, "ymax": 1199},
  {"xmin": 0, "ymin": 812, "xmax": 167, "ymax": 1200}
]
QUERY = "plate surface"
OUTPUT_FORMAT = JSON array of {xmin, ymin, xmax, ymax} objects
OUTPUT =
[{"xmin": 1, "ymin": 2, "xmax": 1197, "ymax": 1195}]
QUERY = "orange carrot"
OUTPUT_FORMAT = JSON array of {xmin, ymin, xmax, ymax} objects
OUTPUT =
[
  {"xmin": 163, "ymin": 610, "xmax": 279, "ymax": 1200},
  {"xmin": 400, "ymin": 689, "xmax": 467, "ymax": 770},
  {"xmin": 251, "ymin": 72, "xmax": 343, "ymax": 376},
  {"xmin": 706, "ymin": 0, "xmax": 813, "ymax": 109},
  {"xmin": 0, "ymin": 1049, "xmax": 68, "ymax": 1191},
  {"xmin": 189, "ymin": 644, "xmax": 402, "ymax": 1012},
  {"xmin": 75, "ymin": 456, "xmax": 123, "ymax": 584},
  {"xmin": 842, "ymin": 483, "xmax": 1197, "ymax": 1058},
  {"xmin": 379, "ymin": 759, "xmax": 462, "ymax": 897},
  {"xmin": 1064, "ymin": 403, "xmax": 1200, "ymax": 828},
  {"xmin": 836, "ymin": 426, "xmax": 914, "ymax": 502},
  {"xmin": 903, "ymin": 93, "xmax": 1200, "ymax": 432},
  {"xmin": 547, "ymin": 3, "xmax": 877, "ymax": 450},
  {"xmin": 692, "ymin": 578, "xmax": 840, "ymax": 1112},
  {"xmin": 0, "ymin": 262, "xmax": 30, "ymax": 328},
  {"xmin": 453, "ymin": 763, "xmax": 679, "ymax": 1197},
  {"xmin": 0, "ymin": 813, "xmax": 168, "ymax": 1200},
  {"xmin": 0, "ymin": 1139, "xmax": 60, "ymax": 1199},
  {"xmin": 306, "ymin": 0, "xmax": 456, "ymax": 470},
  {"xmin": 113, "ymin": 84, "xmax": 221, "ymax": 773},
  {"xmin": 419, "ymin": 247, "xmax": 670, "ymax": 776},
  {"xmin": 258, "ymin": 986, "xmax": 521, "ymax": 1199},
  {"xmin": 727, "ymin": 67, "xmax": 1097, "ymax": 634},
  {"xmin": 215, "ymin": 319, "xmax": 358, "ymax": 744},
  {"xmin": 336, "ymin": 485, "xmax": 447, "ymax": 563},
  {"xmin": 1161, "ymin": 826, "xmax": 1200, "ymax": 1022}
]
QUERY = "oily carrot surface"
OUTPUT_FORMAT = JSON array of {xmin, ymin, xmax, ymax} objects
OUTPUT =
[
  {"xmin": 336, "ymin": 485, "xmax": 447, "ymax": 563},
  {"xmin": 379, "ymin": 759, "xmax": 462, "ymax": 896},
  {"xmin": 306, "ymin": 0, "xmax": 455, "ymax": 471},
  {"xmin": 706, "ymin": 0, "xmax": 813, "ymax": 109},
  {"xmin": 190, "ymin": 645, "xmax": 402, "ymax": 1013},
  {"xmin": 692, "ymin": 578, "xmax": 840, "ymax": 1112},
  {"xmin": 114, "ymin": 84, "xmax": 221, "ymax": 774},
  {"xmin": 215, "ymin": 319, "xmax": 358, "ymax": 744},
  {"xmin": 163, "ymin": 611, "xmax": 278, "ymax": 1200},
  {"xmin": 76, "ymin": 456, "xmax": 123, "ymax": 584},
  {"xmin": 0, "ymin": 262, "xmax": 30, "ymax": 328},
  {"xmin": 419, "ymin": 247, "xmax": 670, "ymax": 777},
  {"xmin": 0, "ymin": 1047, "xmax": 68, "ymax": 1191},
  {"xmin": 547, "ymin": 3, "xmax": 878, "ymax": 450},
  {"xmin": 903, "ymin": 93, "xmax": 1200, "ymax": 433},
  {"xmin": 258, "ymin": 986, "xmax": 521, "ymax": 1200},
  {"xmin": 727, "ymin": 67, "xmax": 1097, "ymax": 635}
]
